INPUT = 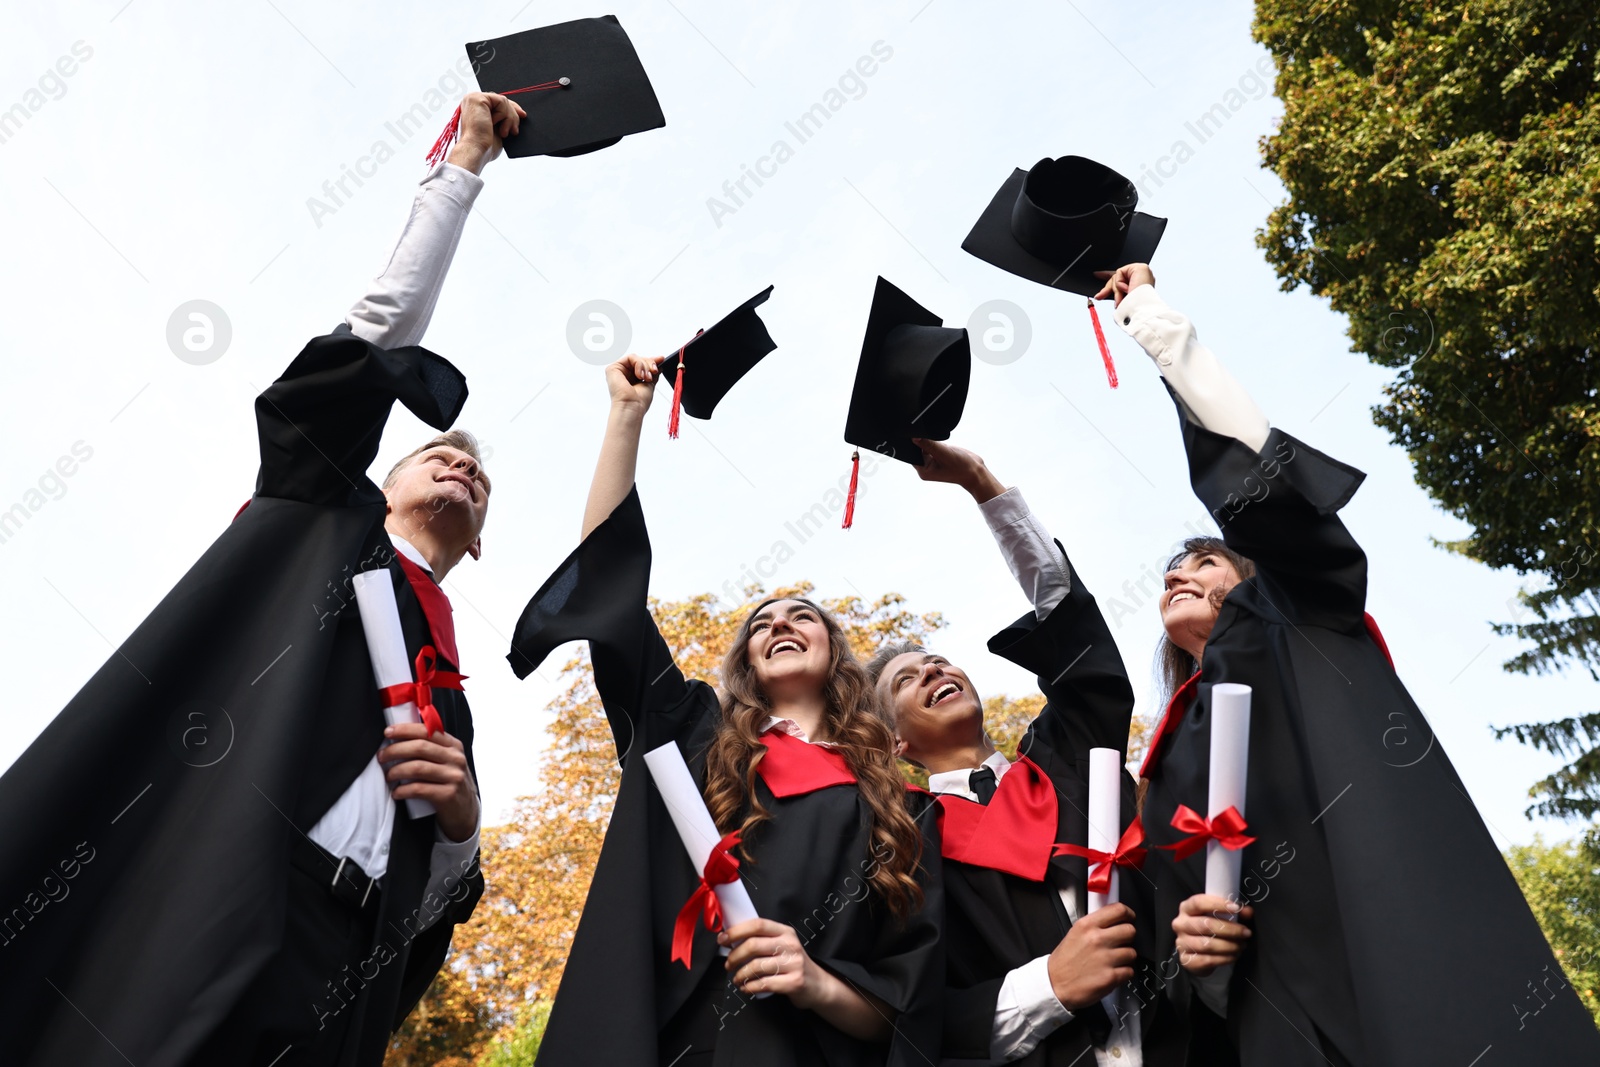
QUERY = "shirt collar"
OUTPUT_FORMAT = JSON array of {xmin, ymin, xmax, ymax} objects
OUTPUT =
[
  {"xmin": 390, "ymin": 535, "xmax": 432, "ymax": 574},
  {"xmin": 761, "ymin": 716, "xmax": 838, "ymax": 748},
  {"xmin": 927, "ymin": 749, "xmax": 1011, "ymax": 800}
]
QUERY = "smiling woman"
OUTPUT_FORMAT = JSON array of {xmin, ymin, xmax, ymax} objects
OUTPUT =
[
  {"xmin": 1104, "ymin": 267, "xmax": 1600, "ymax": 1064},
  {"xmin": 505, "ymin": 352, "xmax": 945, "ymax": 1066},
  {"xmin": 1152, "ymin": 536, "xmax": 1255, "ymax": 711}
]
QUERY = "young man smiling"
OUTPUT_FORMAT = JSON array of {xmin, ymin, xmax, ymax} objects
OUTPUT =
[
  {"xmin": 868, "ymin": 440, "xmax": 1189, "ymax": 1067},
  {"xmin": 0, "ymin": 91, "xmax": 523, "ymax": 1067}
]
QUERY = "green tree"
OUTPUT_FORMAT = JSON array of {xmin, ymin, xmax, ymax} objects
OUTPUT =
[
  {"xmin": 1504, "ymin": 834, "xmax": 1600, "ymax": 1025},
  {"xmin": 1252, "ymin": 0, "xmax": 1600, "ymax": 818}
]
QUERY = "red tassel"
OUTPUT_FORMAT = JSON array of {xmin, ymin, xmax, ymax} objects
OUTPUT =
[
  {"xmin": 841, "ymin": 451, "xmax": 860, "ymax": 529},
  {"xmin": 424, "ymin": 79, "xmax": 569, "ymax": 166},
  {"xmin": 425, "ymin": 105, "xmax": 463, "ymax": 168},
  {"xmin": 1088, "ymin": 299, "xmax": 1118, "ymax": 389},
  {"xmin": 668, "ymin": 346, "xmax": 686, "ymax": 439}
]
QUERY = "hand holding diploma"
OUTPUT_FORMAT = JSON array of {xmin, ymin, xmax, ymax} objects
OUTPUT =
[
  {"xmin": 353, "ymin": 570, "xmax": 478, "ymax": 841},
  {"xmin": 1173, "ymin": 894, "xmax": 1253, "ymax": 977},
  {"xmin": 642, "ymin": 742, "xmax": 760, "ymax": 962}
]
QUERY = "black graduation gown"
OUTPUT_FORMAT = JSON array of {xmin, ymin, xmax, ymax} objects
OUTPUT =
[
  {"xmin": 0, "ymin": 327, "xmax": 484, "ymax": 1066},
  {"xmin": 932, "ymin": 549, "xmax": 1188, "ymax": 1066},
  {"xmin": 507, "ymin": 487, "xmax": 945, "ymax": 1066},
  {"xmin": 1140, "ymin": 400, "xmax": 1600, "ymax": 1065}
]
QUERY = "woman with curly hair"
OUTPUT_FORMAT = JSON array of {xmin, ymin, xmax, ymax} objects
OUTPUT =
[{"xmin": 507, "ymin": 352, "xmax": 943, "ymax": 1066}]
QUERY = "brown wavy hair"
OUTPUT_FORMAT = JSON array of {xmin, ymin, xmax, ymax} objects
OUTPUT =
[
  {"xmin": 703, "ymin": 597, "xmax": 926, "ymax": 921},
  {"xmin": 1152, "ymin": 536, "xmax": 1257, "ymax": 711}
]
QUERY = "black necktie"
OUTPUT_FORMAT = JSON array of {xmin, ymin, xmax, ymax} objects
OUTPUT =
[{"xmin": 968, "ymin": 767, "xmax": 998, "ymax": 805}]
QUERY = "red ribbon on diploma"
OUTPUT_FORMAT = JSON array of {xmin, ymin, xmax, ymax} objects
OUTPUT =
[
  {"xmin": 672, "ymin": 830, "xmax": 744, "ymax": 968},
  {"xmin": 379, "ymin": 645, "xmax": 466, "ymax": 737},
  {"xmin": 1159, "ymin": 805, "xmax": 1255, "ymax": 862},
  {"xmin": 1054, "ymin": 816, "xmax": 1149, "ymax": 895}
]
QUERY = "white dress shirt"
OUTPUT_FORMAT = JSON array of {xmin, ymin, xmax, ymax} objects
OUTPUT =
[
  {"xmin": 305, "ymin": 160, "xmax": 484, "ymax": 931},
  {"xmin": 979, "ymin": 488, "xmax": 1072, "ymax": 620},
  {"xmin": 932, "ymin": 753, "xmax": 1143, "ymax": 1065}
]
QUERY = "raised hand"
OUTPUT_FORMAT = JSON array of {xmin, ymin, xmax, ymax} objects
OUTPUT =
[
  {"xmin": 605, "ymin": 353, "xmax": 665, "ymax": 413},
  {"xmin": 1092, "ymin": 263, "xmax": 1157, "ymax": 307},
  {"xmin": 448, "ymin": 92, "xmax": 527, "ymax": 174},
  {"xmin": 910, "ymin": 437, "xmax": 1005, "ymax": 504}
]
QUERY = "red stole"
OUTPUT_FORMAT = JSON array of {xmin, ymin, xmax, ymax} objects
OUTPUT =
[
  {"xmin": 1363, "ymin": 611, "xmax": 1394, "ymax": 669},
  {"xmin": 933, "ymin": 755, "xmax": 1061, "ymax": 882},
  {"xmin": 754, "ymin": 728, "xmax": 856, "ymax": 797},
  {"xmin": 396, "ymin": 552, "xmax": 459, "ymax": 668},
  {"xmin": 1139, "ymin": 670, "xmax": 1200, "ymax": 780}
]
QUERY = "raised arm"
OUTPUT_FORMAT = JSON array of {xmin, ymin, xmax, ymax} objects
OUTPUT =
[
  {"xmin": 582, "ymin": 354, "xmax": 666, "ymax": 539},
  {"xmin": 344, "ymin": 92, "xmax": 523, "ymax": 349},
  {"xmin": 1097, "ymin": 266, "xmax": 1369, "ymax": 623},
  {"xmin": 911, "ymin": 438, "xmax": 1071, "ymax": 619},
  {"xmin": 1094, "ymin": 264, "xmax": 1269, "ymax": 450}
]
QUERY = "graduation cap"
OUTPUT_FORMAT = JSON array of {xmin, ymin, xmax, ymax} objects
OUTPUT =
[
  {"xmin": 658, "ymin": 286, "xmax": 778, "ymax": 438},
  {"xmin": 962, "ymin": 155, "xmax": 1167, "ymax": 389},
  {"xmin": 840, "ymin": 277, "xmax": 971, "ymax": 528},
  {"xmin": 426, "ymin": 16, "xmax": 666, "ymax": 165}
]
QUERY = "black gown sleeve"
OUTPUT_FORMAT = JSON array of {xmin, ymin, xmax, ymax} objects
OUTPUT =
[
  {"xmin": 507, "ymin": 486, "xmax": 710, "ymax": 765},
  {"xmin": 988, "ymin": 547, "xmax": 1136, "ymax": 761},
  {"xmin": 807, "ymin": 799, "xmax": 946, "ymax": 1066},
  {"xmin": 254, "ymin": 326, "xmax": 468, "ymax": 507},
  {"xmin": 1173, "ymin": 386, "xmax": 1369, "ymax": 627}
]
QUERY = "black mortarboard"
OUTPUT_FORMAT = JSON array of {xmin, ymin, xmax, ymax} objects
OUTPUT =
[
  {"xmin": 845, "ymin": 277, "xmax": 971, "ymax": 469},
  {"xmin": 428, "ymin": 16, "xmax": 665, "ymax": 164},
  {"xmin": 659, "ymin": 286, "xmax": 778, "ymax": 435},
  {"xmin": 961, "ymin": 156, "xmax": 1166, "ymax": 297}
]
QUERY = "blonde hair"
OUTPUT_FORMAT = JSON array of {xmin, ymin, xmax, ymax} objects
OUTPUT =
[{"xmin": 382, "ymin": 430, "xmax": 487, "ymax": 491}]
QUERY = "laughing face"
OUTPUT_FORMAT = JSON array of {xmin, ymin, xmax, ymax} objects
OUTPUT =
[
  {"xmin": 745, "ymin": 599, "xmax": 834, "ymax": 696},
  {"xmin": 1159, "ymin": 550, "xmax": 1242, "ymax": 659},
  {"xmin": 877, "ymin": 650, "xmax": 984, "ymax": 766}
]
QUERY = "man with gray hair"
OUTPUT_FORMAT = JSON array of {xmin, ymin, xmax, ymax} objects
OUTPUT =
[{"xmin": 0, "ymin": 92, "xmax": 522, "ymax": 1067}]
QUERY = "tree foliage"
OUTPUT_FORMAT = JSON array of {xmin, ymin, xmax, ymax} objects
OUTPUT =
[
  {"xmin": 1504, "ymin": 834, "xmax": 1600, "ymax": 1026},
  {"xmin": 1252, "ymin": 0, "xmax": 1600, "ymax": 817}
]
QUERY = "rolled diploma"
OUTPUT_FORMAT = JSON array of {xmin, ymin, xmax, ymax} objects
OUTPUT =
[
  {"xmin": 644, "ymin": 741, "xmax": 762, "ymax": 967},
  {"xmin": 352, "ymin": 569, "xmax": 435, "ymax": 819},
  {"xmin": 1205, "ymin": 683, "xmax": 1252, "ymax": 901},
  {"xmin": 1086, "ymin": 747, "xmax": 1124, "ymax": 914},
  {"xmin": 1087, "ymin": 747, "xmax": 1126, "ymax": 1022}
]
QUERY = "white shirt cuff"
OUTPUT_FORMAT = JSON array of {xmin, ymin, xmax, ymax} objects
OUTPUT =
[
  {"xmin": 413, "ymin": 819, "xmax": 481, "ymax": 934},
  {"xmin": 1114, "ymin": 284, "xmax": 1271, "ymax": 452},
  {"xmin": 992, "ymin": 954, "xmax": 1073, "ymax": 1061},
  {"xmin": 979, "ymin": 488, "xmax": 1072, "ymax": 619}
]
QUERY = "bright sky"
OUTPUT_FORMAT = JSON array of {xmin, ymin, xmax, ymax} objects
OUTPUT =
[{"xmin": 2, "ymin": 0, "xmax": 1586, "ymax": 851}]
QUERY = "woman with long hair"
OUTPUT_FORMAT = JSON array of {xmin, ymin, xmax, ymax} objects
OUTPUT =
[
  {"xmin": 507, "ymin": 352, "xmax": 943, "ymax": 1066},
  {"xmin": 1101, "ymin": 263, "xmax": 1600, "ymax": 1065}
]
